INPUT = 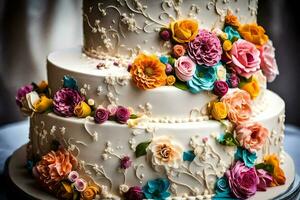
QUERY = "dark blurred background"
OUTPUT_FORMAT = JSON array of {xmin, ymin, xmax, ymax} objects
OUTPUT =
[{"xmin": 0, "ymin": 0, "xmax": 299, "ymax": 126}]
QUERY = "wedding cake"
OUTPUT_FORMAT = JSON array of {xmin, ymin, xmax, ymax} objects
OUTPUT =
[{"xmin": 15, "ymin": 0, "xmax": 295, "ymax": 199}]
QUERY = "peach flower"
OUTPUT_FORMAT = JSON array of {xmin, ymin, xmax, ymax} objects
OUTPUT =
[
  {"xmin": 33, "ymin": 149, "xmax": 78, "ymax": 191},
  {"xmin": 264, "ymin": 154, "xmax": 286, "ymax": 186},
  {"xmin": 238, "ymin": 24, "xmax": 269, "ymax": 48},
  {"xmin": 173, "ymin": 44, "xmax": 186, "ymax": 58},
  {"xmin": 225, "ymin": 11, "xmax": 241, "ymax": 28},
  {"xmin": 170, "ymin": 19, "xmax": 199, "ymax": 43},
  {"xmin": 221, "ymin": 89, "xmax": 252, "ymax": 124},
  {"xmin": 235, "ymin": 122, "xmax": 269, "ymax": 152},
  {"xmin": 130, "ymin": 54, "xmax": 167, "ymax": 90}
]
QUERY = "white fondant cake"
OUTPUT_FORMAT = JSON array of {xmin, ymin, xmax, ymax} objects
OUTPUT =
[{"xmin": 15, "ymin": 0, "xmax": 294, "ymax": 200}]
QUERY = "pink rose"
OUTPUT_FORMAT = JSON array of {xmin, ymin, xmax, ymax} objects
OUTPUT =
[
  {"xmin": 259, "ymin": 40, "xmax": 279, "ymax": 82},
  {"xmin": 174, "ymin": 56, "xmax": 196, "ymax": 82},
  {"xmin": 221, "ymin": 89, "xmax": 252, "ymax": 124},
  {"xmin": 230, "ymin": 39, "xmax": 261, "ymax": 78},
  {"xmin": 235, "ymin": 122, "xmax": 269, "ymax": 152}
]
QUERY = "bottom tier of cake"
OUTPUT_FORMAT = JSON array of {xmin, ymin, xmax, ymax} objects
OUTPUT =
[{"xmin": 26, "ymin": 90, "xmax": 288, "ymax": 199}]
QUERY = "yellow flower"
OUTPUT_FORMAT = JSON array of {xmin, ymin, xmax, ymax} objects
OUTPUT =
[
  {"xmin": 211, "ymin": 102, "xmax": 228, "ymax": 120},
  {"xmin": 238, "ymin": 24, "xmax": 269, "ymax": 48},
  {"xmin": 240, "ymin": 78, "xmax": 260, "ymax": 99},
  {"xmin": 222, "ymin": 40, "xmax": 232, "ymax": 51},
  {"xmin": 38, "ymin": 80, "xmax": 48, "ymax": 91},
  {"xmin": 33, "ymin": 95, "xmax": 53, "ymax": 113},
  {"xmin": 225, "ymin": 11, "xmax": 241, "ymax": 28},
  {"xmin": 170, "ymin": 19, "xmax": 199, "ymax": 43},
  {"xmin": 166, "ymin": 75, "xmax": 176, "ymax": 86},
  {"xmin": 130, "ymin": 54, "xmax": 167, "ymax": 90},
  {"xmin": 74, "ymin": 101, "xmax": 91, "ymax": 118},
  {"xmin": 264, "ymin": 154, "xmax": 286, "ymax": 186},
  {"xmin": 81, "ymin": 184, "xmax": 101, "ymax": 200}
]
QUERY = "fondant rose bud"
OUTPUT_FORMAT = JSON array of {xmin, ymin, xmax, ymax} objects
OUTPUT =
[
  {"xmin": 159, "ymin": 28, "xmax": 171, "ymax": 41},
  {"xmin": 211, "ymin": 102, "xmax": 228, "ymax": 121},
  {"xmin": 74, "ymin": 178, "xmax": 87, "ymax": 192},
  {"xmin": 94, "ymin": 108, "xmax": 109, "ymax": 124},
  {"xmin": 68, "ymin": 171, "xmax": 79, "ymax": 183},
  {"xmin": 173, "ymin": 44, "xmax": 186, "ymax": 58},
  {"xmin": 120, "ymin": 156, "xmax": 132, "ymax": 169},
  {"xmin": 16, "ymin": 84, "xmax": 33, "ymax": 107},
  {"xmin": 33, "ymin": 95, "xmax": 53, "ymax": 113},
  {"xmin": 240, "ymin": 78, "xmax": 260, "ymax": 99},
  {"xmin": 115, "ymin": 106, "xmax": 130, "ymax": 124},
  {"xmin": 166, "ymin": 75, "xmax": 176, "ymax": 86},
  {"xmin": 124, "ymin": 186, "xmax": 144, "ymax": 200},
  {"xmin": 165, "ymin": 63, "xmax": 173, "ymax": 75},
  {"xmin": 213, "ymin": 81, "xmax": 229, "ymax": 97},
  {"xmin": 174, "ymin": 56, "xmax": 196, "ymax": 82},
  {"xmin": 74, "ymin": 101, "xmax": 91, "ymax": 118},
  {"xmin": 81, "ymin": 184, "xmax": 101, "ymax": 200}
]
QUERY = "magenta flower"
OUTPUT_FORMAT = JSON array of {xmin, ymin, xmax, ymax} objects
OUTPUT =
[
  {"xmin": 188, "ymin": 29, "xmax": 222, "ymax": 67},
  {"xmin": 213, "ymin": 81, "xmax": 229, "ymax": 97},
  {"xmin": 120, "ymin": 156, "xmax": 132, "ymax": 169},
  {"xmin": 16, "ymin": 84, "xmax": 33, "ymax": 107},
  {"xmin": 225, "ymin": 161, "xmax": 259, "ymax": 199},
  {"xmin": 94, "ymin": 108, "xmax": 109, "ymax": 124},
  {"xmin": 160, "ymin": 29, "xmax": 171, "ymax": 41},
  {"xmin": 115, "ymin": 106, "xmax": 130, "ymax": 124},
  {"xmin": 257, "ymin": 169, "xmax": 273, "ymax": 191},
  {"xmin": 124, "ymin": 186, "xmax": 144, "ymax": 200},
  {"xmin": 227, "ymin": 73, "xmax": 239, "ymax": 88},
  {"xmin": 53, "ymin": 88, "xmax": 84, "ymax": 117}
]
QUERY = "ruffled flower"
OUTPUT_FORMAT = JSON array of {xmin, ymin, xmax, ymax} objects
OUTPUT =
[
  {"xmin": 234, "ymin": 147, "xmax": 257, "ymax": 168},
  {"xmin": 224, "ymin": 26, "xmax": 241, "ymax": 42},
  {"xmin": 130, "ymin": 54, "xmax": 167, "ymax": 90},
  {"xmin": 174, "ymin": 56, "xmax": 196, "ymax": 82},
  {"xmin": 187, "ymin": 64, "xmax": 217, "ymax": 93},
  {"xmin": 214, "ymin": 176, "xmax": 232, "ymax": 198},
  {"xmin": 173, "ymin": 44, "xmax": 186, "ymax": 58},
  {"xmin": 115, "ymin": 106, "xmax": 130, "ymax": 124},
  {"xmin": 147, "ymin": 136, "xmax": 183, "ymax": 170},
  {"xmin": 235, "ymin": 122, "xmax": 269, "ymax": 152},
  {"xmin": 257, "ymin": 169, "xmax": 273, "ymax": 191},
  {"xmin": 240, "ymin": 78, "xmax": 261, "ymax": 99},
  {"xmin": 166, "ymin": 75, "xmax": 176, "ymax": 86},
  {"xmin": 213, "ymin": 81, "xmax": 229, "ymax": 97},
  {"xmin": 230, "ymin": 39, "xmax": 261, "ymax": 79},
  {"xmin": 188, "ymin": 29, "xmax": 222, "ymax": 67},
  {"xmin": 264, "ymin": 154, "xmax": 286, "ymax": 186},
  {"xmin": 81, "ymin": 184, "xmax": 101, "ymax": 200},
  {"xmin": 221, "ymin": 89, "xmax": 252, "ymax": 124},
  {"xmin": 94, "ymin": 108, "xmax": 109, "ymax": 124},
  {"xmin": 33, "ymin": 149, "xmax": 77, "ymax": 191},
  {"xmin": 19, "ymin": 91, "xmax": 40, "ymax": 115},
  {"xmin": 259, "ymin": 40, "xmax": 279, "ymax": 82},
  {"xmin": 53, "ymin": 88, "xmax": 85, "ymax": 117},
  {"xmin": 16, "ymin": 84, "xmax": 33, "ymax": 107},
  {"xmin": 238, "ymin": 23, "xmax": 269, "ymax": 48},
  {"xmin": 74, "ymin": 101, "xmax": 91, "ymax": 118},
  {"xmin": 225, "ymin": 12, "xmax": 241, "ymax": 28},
  {"xmin": 143, "ymin": 178, "xmax": 170, "ymax": 200},
  {"xmin": 124, "ymin": 186, "xmax": 144, "ymax": 200},
  {"xmin": 211, "ymin": 102, "xmax": 228, "ymax": 121},
  {"xmin": 225, "ymin": 161, "xmax": 259, "ymax": 199},
  {"xmin": 170, "ymin": 19, "xmax": 198, "ymax": 43}
]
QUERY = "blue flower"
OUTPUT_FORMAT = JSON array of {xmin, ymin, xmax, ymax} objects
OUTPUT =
[
  {"xmin": 213, "ymin": 176, "xmax": 233, "ymax": 199},
  {"xmin": 63, "ymin": 75, "xmax": 78, "ymax": 90},
  {"xmin": 143, "ymin": 178, "xmax": 171, "ymax": 200},
  {"xmin": 187, "ymin": 64, "xmax": 217, "ymax": 93},
  {"xmin": 224, "ymin": 26, "xmax": 241, "ymax": 42},
  {"xmin": 160, "ymin": 56, "xmax": 169, "ymax": 64},
  {"xmin": 234, "ymin": 147, "xmax": 257, "ymax": 168}
]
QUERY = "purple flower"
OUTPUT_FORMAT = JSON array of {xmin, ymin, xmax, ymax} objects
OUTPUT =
[
  {"xmin": 159, "ymin": 29, "xmax": 171, "ymax": 41},
  {"xmin": 227, "ymin": 73, "xmax": 239, "ymax": 88},
  {"xmin": 115, "ymin": 106, "xmax": 130, "ymax": 124},
  {"xmin": 124, "ymin": 186, "xmax": 144, "ymax": 200},
  {"xmin": 16, "ymin": 84, "xmax": 33, "ymax": 107},
  {"xmin": 225, "ymin": 161, "xmax": 259, "ymax": 199},
  {"xmin": 120, "ymin": 156, "xmax": 132, "ymax": 169},
  {"xmin": 94, "ymin": 108, "xmax": 109, "ymax": 124},
  {"xmin": 53, "ymin": 88, "xmax": 84, "ymax": 117},
  {"xmin": 188, "ymin": 29, "xmax": 222, "ymax": 67},
  {"xmin": 257, "ymin": 169, "xmax": 273, "ymax": 191},
  {"xmin": 165, "ymin": 63, "xmax": 173, "ymax": 74},
  {"xmin": 68, "ymin": 171, "xmax": 79, "ymax": 183},
  {"xmin": 213, "ymin": 81, "xmax": 229, "ymax": 97}
]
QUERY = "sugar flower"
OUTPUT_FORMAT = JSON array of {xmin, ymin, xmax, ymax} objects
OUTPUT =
[
  {"xmin": 143, "ymin": 178, "xmax": 170, "ymax": 199},
  {"xmin": 115, "ymin": 106, "xmax": 130, "ymax": 124},
  {"xmin": 214, "ymin": 176, "xmax": 232, "ymax": 198},
  {"xmin": 68, "ymin": 171, "xmax": 79, "ymax": 183},
  {"xmin": 264, "ymin": 154, "xmax": 286, "ymax": 186},
  {"xmin": 211, "ymin": 101, "xmax": 228, "ymax": 121},
  {"xmin": 174, "ymin": 56, "xmax": 196, "ymax": 82},
  {"xmin": 81, "ymin": 184, "xmax": 101, "ymax": 200},
  {"xmin": 240, "ymin": 78, "xmax": 261, "ymax": 99},
  {"xmin": 213, "ymin": 80, "xmax": 229, "ymax": 97},
  {"xmin": 16, "ymin": 84, "xmax": 33, "ymax": 107},
  {"xmin": 170, "ymin": 19, "xmax": 198, "ymax": 43},
  {"xmin": 120, "ymin": 156, "xmax": 132, "ymax": 169},
  {"xmin": 124, "ymin": 186, "xmax": 144, "ymax": 200},
  {"xmin": 234, "ymin": 147, "xmax": 257, "ymax": 168},
  {"xmin": 94, "ymin": 108, "xmax": 109, "ymax": 124},
  {"xmin": 74, "ymin": 178, "xmax": 87, "ymax": 192},
  {"xmin": 257, "ymin": 169, "xmax": 273, "ymax": 191},
  {"xmin": 238, "ymin": 23, "xmax": 269, "ymax": 48},
  {"xmin": 74, "ymin": 101, "xmax": 91, "ymax": 118}
]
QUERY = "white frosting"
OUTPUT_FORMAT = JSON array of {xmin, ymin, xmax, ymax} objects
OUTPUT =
[
  {"xmin": 82, "ymin": 0, "xmax": 258, "ymax": 58},
  {"xmin": 29, "ymin": 90, "xmax": 285, "ymax": 198}
]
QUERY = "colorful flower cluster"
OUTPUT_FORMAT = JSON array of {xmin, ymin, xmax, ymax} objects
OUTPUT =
[{"xmin": 129, "ymin": 12, "xmax": 278, "ymax": 100}]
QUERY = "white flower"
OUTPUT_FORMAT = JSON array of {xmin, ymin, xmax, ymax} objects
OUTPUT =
[{"xmin": 147, "ymin": 136, "xmax": 183, "ymax": 170}]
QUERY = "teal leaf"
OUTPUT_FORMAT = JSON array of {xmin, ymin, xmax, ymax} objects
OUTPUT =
[
  {"xmin": 183, "ymin": 151, "xmax": 196, "ymax": 161},
  {"xmin": 135, "ymin": 141, "xmax": 151, "ymax": 158},
  {"xmin": 174, "ymin": 81, "xmax": 189, "ymax": 91}
]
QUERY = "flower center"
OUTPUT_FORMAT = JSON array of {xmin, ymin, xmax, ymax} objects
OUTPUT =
[
  {"xmin": 145, "ymin": 67, "xmax": 154, "ymax": 76},
  {"xmin": 158, "ymin": 144, "xmax": 171, "ymax": 159}
]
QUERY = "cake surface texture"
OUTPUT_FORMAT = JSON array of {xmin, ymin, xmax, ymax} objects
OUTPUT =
[{"xmin": 15, "ymin": 0, "xmax": 293, "ymax": 199}]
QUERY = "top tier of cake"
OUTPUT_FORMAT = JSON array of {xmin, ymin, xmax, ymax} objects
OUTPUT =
[{"xmin": 83, "ymin": 0, "xmax": 258, "ymax": 58}]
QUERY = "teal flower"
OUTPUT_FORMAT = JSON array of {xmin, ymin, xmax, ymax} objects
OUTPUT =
[
  {"xmin": 224, "ymin": 26, "xmax": 241, "ymax": 42},
  {"xmin": 143, "ymin": 178, "xmax": 170, "ymax": 200},
  {"xmin": 213, "ymin": 176, "xmax": 233, "ymax": 199},
  {"xmin": 63, "ymin": 75, "xmax": 78, "ymax": 90},
  {"xmin": 187, "ymin": 64, "xmax": 217, "ymax": 93},
  {"xmin": 234, "ymin": 147, "xmax": 257, "ymax": 168}
]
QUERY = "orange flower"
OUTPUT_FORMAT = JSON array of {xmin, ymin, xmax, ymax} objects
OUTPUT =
[
  {"xmin": 225, "ymin": 11, "xmax": 241, "ymax": 28},
  {"xmin": 173, "ymin": 44, "xmax": 186, "ymax": 58},
  {"xmin": 34, "ymin": 149, "xmax": 78, "ymax": 191},
  {"xmin": 166, "ymin": 75, "xmax": 176, "ymax": 86},
  {"xmin": 130, "ymin": 54, "xmax": 167, "ymax": 90},
  {"xmin": 238, "ymin": 24, "xmax": 269, "ymax": 48},
  {"xmin": 264, "ymin": 154, "xmax": 286, "ymax": 186},
  {"xmin": 170, "ymin": 19, "xmax": 199, "ymax": 43},
  {"xmin": 240, "ymin": 78, "xmax": 260, "ymax": 99}
]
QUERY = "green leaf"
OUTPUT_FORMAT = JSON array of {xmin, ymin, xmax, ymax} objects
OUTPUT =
[
  {"xmin": 130, "ymin": 114, "xmax": 139, "ymax": 119},
  {"xmin": 255, "ymin": 163, "xmax": 274, "ymax": 174},
  {"xmin": 174, "ymin": 81, "xmax": 188, "ymax": 91},
  {"xmin": 217, "ymin": 132, "xmax": 239, "ymax": 146},
  {"xmin": 135, "ymin": 141, "xmax": 151, "ymax": 158}
]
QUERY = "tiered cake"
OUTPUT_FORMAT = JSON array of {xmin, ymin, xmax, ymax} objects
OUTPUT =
[{"xmin": 15, "ymin": 0, "xmax": 295, "ymax": 199}]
